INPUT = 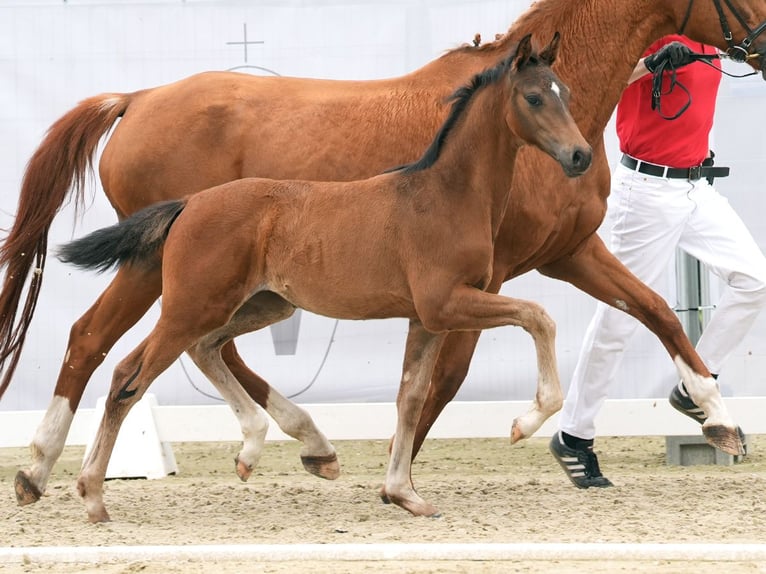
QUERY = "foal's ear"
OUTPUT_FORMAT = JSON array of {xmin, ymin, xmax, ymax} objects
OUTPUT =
[
  {"xmin": 514, "ymin": 34, "xmax": 534, "ymax": 70},
  {"xmin": 539, "ymin": 32, "xmax": 561, "ymax": 66}
]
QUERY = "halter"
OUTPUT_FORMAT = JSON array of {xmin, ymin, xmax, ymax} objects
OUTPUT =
[
  {"xmin": 653, "ymin": 0, "xmax": 766, "ymax": 119},
  {"xmin": 680, "ymin": 0, "xmax": 766, "ymax": 63}
]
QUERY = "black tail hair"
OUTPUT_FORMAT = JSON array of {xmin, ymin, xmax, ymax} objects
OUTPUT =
[{"xmin": 57, "ymin": 199, "xmax": 186, "ymax": 273}]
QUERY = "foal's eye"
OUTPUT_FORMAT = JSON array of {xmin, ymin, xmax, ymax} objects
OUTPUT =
[{"xmin": 525, "ymin": 94, "xmax": 542, "ymax": 106}]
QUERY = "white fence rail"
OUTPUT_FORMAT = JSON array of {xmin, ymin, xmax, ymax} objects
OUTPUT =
[{"xmin": 2, "ymin": 398, "xmax": 764, "ymax": 449}]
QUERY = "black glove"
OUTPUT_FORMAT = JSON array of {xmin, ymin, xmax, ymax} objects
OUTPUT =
[{"xmin": 644, "ymin": 41, "xmax": 694, "ymax": 73}]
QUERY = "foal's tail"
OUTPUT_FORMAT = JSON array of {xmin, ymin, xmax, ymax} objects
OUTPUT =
[
  {"xmin": 57, "ymin": 199, "xmax": 187, "ymax": 274},
  {"xmin": 0, "ymin": 93, "xmax": 131, "ymax": 399}
]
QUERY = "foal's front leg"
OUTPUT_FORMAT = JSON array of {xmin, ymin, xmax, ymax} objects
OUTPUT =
[
  {"xmin": 419, "ymin": 285, "xmax": 563, "ymax": 442},
  {"xmin": 382, "ymin": 320, "xmax": 446, "ymax": 517},
  {"xmin": 410, "ymin": 274, "xmax": 560, "ymax": 459}
]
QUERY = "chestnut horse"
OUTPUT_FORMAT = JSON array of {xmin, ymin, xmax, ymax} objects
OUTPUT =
[
  {"xmin": 57, "ymin": 35, "xmax": 590, "ymax": 521},
  {"xmin": 7, "ymin": 0, "xmax": 764, "ymax": 505}
]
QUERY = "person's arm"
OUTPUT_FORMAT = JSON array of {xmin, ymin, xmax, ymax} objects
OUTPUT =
[{"xmin": 627, "ymin": 59, "xmax": 652, "ymax": 84}]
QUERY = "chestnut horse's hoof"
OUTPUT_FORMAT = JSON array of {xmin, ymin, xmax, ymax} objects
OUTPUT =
[
  {"xmin": 510, "ymin": 419, "xmax": 525, "ymax": 444},
  {"xmin": 14, "ymin": 471, "xmax": 42, "ymax": 506},
  {"xmin": 702, "ymin": 424, "xmax": 745, "ymax": 456},
  {"xmin": 301, "ymin": 453, "xmax": 340, "ymax": 480}
]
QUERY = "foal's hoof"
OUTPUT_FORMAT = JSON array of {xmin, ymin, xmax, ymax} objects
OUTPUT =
[
  {"xmin": 14, "ymin": 471, "xmax": 42, "ymax": 506},
  {"xmin": 702, "ymin": 424, "xmax": 745, "ymax": 456},
  {"xmin": 301, "ymin": 453, "xmax": 340, "ymax": 480},
  {"xmin": 235, "ymin": 456, "xmax": 254, "ymax": 482}
]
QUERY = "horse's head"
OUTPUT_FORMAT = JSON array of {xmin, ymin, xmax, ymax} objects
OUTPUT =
[
  {"xmin": 682, "ymin": 0, "xmax": 766, "ymax": 78},
  {"xmin": 505, "ymin": 33, "xmax": 592, "ymax": 178}
]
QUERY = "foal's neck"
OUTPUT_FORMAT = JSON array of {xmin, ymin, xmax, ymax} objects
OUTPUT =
[{"xmin": 423, "ymin": 85, "xmax": 521, "ymax": 228}]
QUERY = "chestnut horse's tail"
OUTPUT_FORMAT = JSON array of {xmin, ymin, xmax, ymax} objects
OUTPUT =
[
  {"xmin": 57, "ymin": 199, "xmax": 187, "ymax": 274},
  {"xmin": 0, "ymin": 93, "xmax": 131, "ymax": 399}
]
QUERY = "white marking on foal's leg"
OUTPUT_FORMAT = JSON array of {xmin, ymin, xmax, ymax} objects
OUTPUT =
[
  {"xmin": 511, "ymin": 305, "xmax": 561, "ymax": 442},
  {"xmin": 673, "ymin": 355, "xmax": 733, "ymax": 428},
  {"xmin": 186, "ymin": 344, "xmax": 269, "ymax": 479},
  {"xmin": 266, "ymin": 391, "xmax": 336, "ymax": 460}
]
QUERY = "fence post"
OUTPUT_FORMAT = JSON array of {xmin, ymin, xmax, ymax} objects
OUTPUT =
[{"xmin": 674, "ymin": 250, "xmax": 713, "ymax": 345}]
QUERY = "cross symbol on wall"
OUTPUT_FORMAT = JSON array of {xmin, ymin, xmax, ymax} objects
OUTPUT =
[{"xmin": 226, "ymin": 23, "xmax": 264, "ymax": 63}]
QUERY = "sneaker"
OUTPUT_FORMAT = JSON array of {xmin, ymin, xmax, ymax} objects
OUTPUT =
[
  {"xmin": 668, "ymin": 383, "xmax": 707, "ymax": 424},
  {"xmin": 549, "ymin": 432, "xmax": 614, "ymax": 489},
  {"xmin": 669, "ymin": 383, "xmax": 748, "ymax": 455}
]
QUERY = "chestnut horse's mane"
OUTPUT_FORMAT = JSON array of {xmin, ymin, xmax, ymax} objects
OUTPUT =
[
  {"xmin": 392, "ymin": 41, "xmax": 540, "ymax": 176},
  {"xmin": 443, "ymin": 0, "xmax": 568, "ymax": 56}
]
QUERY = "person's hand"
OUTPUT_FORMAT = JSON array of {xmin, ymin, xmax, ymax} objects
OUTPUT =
[{"xmin": 644, "ymin": 41, "xmax": 694, "ymax": 73}]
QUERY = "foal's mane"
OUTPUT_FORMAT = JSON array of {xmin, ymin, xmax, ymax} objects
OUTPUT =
[{"xmin": 393, "ymin": 41, "xmax": 537, "ymax": 176}]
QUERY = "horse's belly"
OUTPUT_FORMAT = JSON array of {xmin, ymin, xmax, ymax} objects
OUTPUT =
[{"xmin": 275, "ymin": 284, "xmax": 414, "ymax": 322}]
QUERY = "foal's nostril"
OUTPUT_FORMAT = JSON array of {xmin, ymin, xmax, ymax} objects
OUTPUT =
[{"xmin": 571, "ymin": 148, "xmax": 591, "ymax": 172}]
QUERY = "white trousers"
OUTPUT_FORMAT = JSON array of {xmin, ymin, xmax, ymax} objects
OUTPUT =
[{"xmin": 560, "ymin": 163, "xmax": 766, "ymax": 440}]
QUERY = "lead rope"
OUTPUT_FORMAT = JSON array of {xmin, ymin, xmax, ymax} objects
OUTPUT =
[{"xmin": 650, "ymin": 51, "xmax": 757, "ymax": 120}]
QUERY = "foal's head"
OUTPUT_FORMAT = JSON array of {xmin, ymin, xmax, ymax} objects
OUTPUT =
[
  {"xmin": 396, "ymin": 34, "xmax": 591, "ymax": 178},
  {"xmin": 504, "ymin": 33, "xmax": 591, "ymax": 177}
]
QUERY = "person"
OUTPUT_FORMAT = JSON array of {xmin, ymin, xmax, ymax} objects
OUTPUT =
[{"xmin": 549, "ymin": 35, "xmax": 766, "ymax": 488}]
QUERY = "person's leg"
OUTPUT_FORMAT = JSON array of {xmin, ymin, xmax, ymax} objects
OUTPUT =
[
  {"xmin": 669, "ymin": 179, "xmax": 766, "ymax": 435},
  {"xmin": 680, "ymin": 180, "xmax": 766, "ymax": 373}
]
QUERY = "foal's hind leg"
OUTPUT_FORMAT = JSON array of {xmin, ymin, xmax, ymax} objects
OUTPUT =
[
  {"xmin": 15, "ymin": 265, "xmax": 161, "ymax": 506},
  {"xmin": 188, "ymin": 292, "xmax": 339, "ymax": 481},
  {"xmin": 78, "ymin": 328, "xmax": 200, "ymax": 523}
]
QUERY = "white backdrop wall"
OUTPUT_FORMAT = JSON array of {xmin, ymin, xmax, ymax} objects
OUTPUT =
[{"xmin": 0, "ymin": 0, "xmax": 764, "ymax": 412}]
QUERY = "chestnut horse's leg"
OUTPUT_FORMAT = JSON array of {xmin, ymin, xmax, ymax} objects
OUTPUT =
[
  {"xmin": 188, "ymin": 293, "xmax": 339, "ymax": 481},
  {"xmin": 410, "ymin": 330, "xmax": 481, "ymax": 458},
  {"xmin": 381, "ymin": 320, "xmax": 446, "ymax": 517},
  {"xmin": 14, "ymin": 265, "xmax": 160, "ymax": 506},
  {"xmin": 538, "ymin": 234, "xmax": 743, "ymax": 455}
]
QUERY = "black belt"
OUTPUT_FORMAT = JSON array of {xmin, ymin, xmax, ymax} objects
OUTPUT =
[{"xmin": 620, "ymin": 154, "xmax": 729, "ymax": 181}]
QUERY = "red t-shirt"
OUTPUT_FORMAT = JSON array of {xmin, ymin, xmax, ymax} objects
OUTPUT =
[{"xmin": 616, "ymin": 35, "xmax": 721, "ymax": 168}]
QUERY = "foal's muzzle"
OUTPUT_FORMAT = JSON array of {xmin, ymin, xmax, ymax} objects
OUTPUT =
[{"xmin": 562, "ymin": 146, "xmax": 592, "ymax": 178}]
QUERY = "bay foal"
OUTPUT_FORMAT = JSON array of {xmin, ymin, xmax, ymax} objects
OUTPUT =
[{"xmin": 58, "ymin": 35, "xmax": 590, "ymax": 521}]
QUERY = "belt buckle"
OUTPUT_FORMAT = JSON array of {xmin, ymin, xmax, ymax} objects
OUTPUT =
[{"xmin": 688, "ymin": 165, "xmax": 702, "ymax": 181}]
